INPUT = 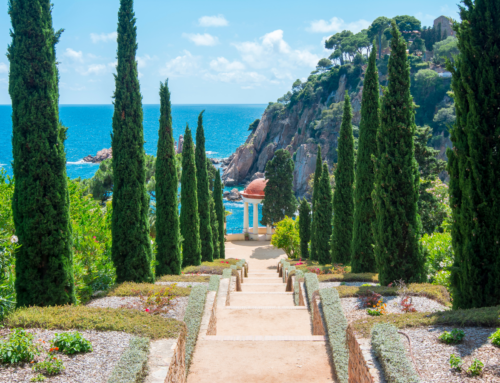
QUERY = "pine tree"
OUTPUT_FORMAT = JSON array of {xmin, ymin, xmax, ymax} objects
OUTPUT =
[
  {"xmin": 352, "ymin": 46, "xmax": 379, "ymax": 273},
  {"xmin": 180, "ymin": 126, "xmax": 201, "ymax": 267},
  {"xmin": 9, "ymin": 0, "xmax": 76, "ymax": 306},
  {"xmin": 315, "ymin": 164, "xmax": 333, "ymax": 265},
  {"xmin": 209, "ymin": 192, "xmax": 220, "ymax": 259},
  {"xmin": 298, "ymin": 198, "xmax": 311, "ymax": 259},
  {"xmin": 261, "ymin": 149, "xmax": 297, "ymax": 226},
  {"xmin": 310, "ymin": 146, "xmax": 322, "ymax": 261},
  {"xmin": 195, "ymin": 111, "xmax": 213, "ymax": 262},
  {"xmin": 372, "ymin": 21, "xmax": 424, "ymax": 285},
  {"xmin": 110, "ymin": 0, "xmax": 153, "ymax": 283},
  {"xmin": 446, "ymin": 0, "xmax": 500, "ymax": 309},
  {"xmin": 155, "ymin": 80, "xmax": 181, "ymax": 276},
  {"xmin": 332, "ymin": 92, "xmax": 355, "ymax": 265},
  {"xmin": 214, "ymin": 170, "xmax": 226, "ymax": 259}
]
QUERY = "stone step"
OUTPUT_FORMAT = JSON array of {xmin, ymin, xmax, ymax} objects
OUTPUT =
[
  {"xmin": 234, "ymin": 292, "xmax": 293, "ymax": 295},
  {"xmin": 230, "ymin": 293, "xmax": 294, "ymax": 307},
  {"xmin": 203, "ymin": 336, "xmax": 326, "ymax": 341},
  {"xmin": 241, "ymin": 284, "xmax": 287, "ymax": 293},
  {"xmin": 244, "ymin": 279, "xmax": 283, "ymax": 284},
  {"xmin": 225, "ymin": 306, "xmax": 306, "ymax": 310}
]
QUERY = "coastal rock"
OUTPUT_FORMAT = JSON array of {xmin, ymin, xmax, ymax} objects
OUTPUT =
[
  {"xmin": 223, "ymin": 191, "xmax": 230, "ymax": 198},
  {"xmin": 83, "ymin": 148, "xmax": 112, "ymax": 163},
  {"xmin": 227, "ymin": 188, "xmax": 241, "ymax": 201},
  {"xmin": 210, "ymin": 158, "xmax": 220, "ymax": 165},
  {"xmin": 293, "ymin": 143, "xmax": 317, "ymax": 197},
  {"xmin": 222, "ymin": 143, "xmax": 257, "ymax": 185},
  {"xmin": 256, "ymin": 142, "xmax": 276, "ymax": 172},
  {"xmin": 250, "ymin": 172, "xmax": 265, "ymax": 182},
  {"xmin": 176, "ymin": 135, "xmax": 184, "ymax": 154}
]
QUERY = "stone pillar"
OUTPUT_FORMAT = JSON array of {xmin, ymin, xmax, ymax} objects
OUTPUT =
[
  {"xmin": 253, "ymin": 203, "xmax": 259, "ymax": 238},
  {"xmin": 266, "ymin": 225, "xmax": 272, "ymax": 240},
  {"xmin": 243, "ymin": 202, "xmax": 249, "ymax": 233}
]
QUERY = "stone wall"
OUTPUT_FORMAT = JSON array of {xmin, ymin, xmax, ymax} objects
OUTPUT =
[
  {"xmin": 166, "ymin": 329, "xmax": 187, "ymax": 383},
  {"xmin": 346, "ymin": 325, "xmax": 374, "ymax": 383},
  {"xmin": 312, "ymin": 296, "xmax": 326, "ymax": 336}
]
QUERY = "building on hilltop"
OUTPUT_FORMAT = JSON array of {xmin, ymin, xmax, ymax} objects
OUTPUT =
[{"xmin": 434, "ymin": 16, "xmax": 454, "ymax": 38}]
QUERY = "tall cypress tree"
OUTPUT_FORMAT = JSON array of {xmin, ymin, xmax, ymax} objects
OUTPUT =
[
  {"xmin": 111, "ymin": 0, "xmax": 153, "ymax": 283},
  {"xmin": 446, "ymin": 0, "xmax": 500, "ymax": 309},
  {"xmin": 310, "ymin": 146, "xmax": 322, "ymax": 261},
  {"xmin": 372, "ymin": 21, "xmax": 424, "ymax": 285},
  {"xmin": 9, "ymin": 0, "xmax": 75, "ymax": 306},
  {"xmin": 315, "ymin": 164, "xmax": 333, "ymax": 265},
  {"xmin": 332, "ymin": 92, "xmax": 355, "ymax": 265},
  {"xmin": 209, "ymin": 192, "xmax": 220, "ymax": 259},
  {"xmin": 298, "ymin": 198, "xmax": 311, "ymax": 259},
  {"xmin": 351, "ymin": 46, "xmax": 379, "ymax": 273},
  {"xmin": 155, "ymin": 80, "xmax": 181, "ymax": 276},
  {"xmin": 195, "ymin": 111, "xmax": 213, "ymax": 262},
  {"xmin": 214, "ymin": 169, "xmax": 226, "ymax": 259},
  {"xmin": 181, "ymin": 126, "xmax": 201, "ymax": 267}
]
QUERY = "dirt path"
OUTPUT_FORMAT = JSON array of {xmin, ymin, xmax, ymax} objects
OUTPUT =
[{"xmin": 187, "ymin": 241, "xmax": 335, "ymax": 383}]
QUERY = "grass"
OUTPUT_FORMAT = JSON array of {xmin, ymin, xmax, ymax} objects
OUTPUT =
[
  {"xmin": 353, "ymin": 305, "xmax": 500, "ymax": 338},
  {"xmin": 108, "ymin": 336, "xmax": 150, "ymax": 383},
  {"xmin": 107, "ymin": 282, "xmax": 191, "ymax": 297},
  {"xmin": 333, "ymin": 283, "xmax": 451, "ymax": 306},
  {"xmin": 156, "ymin": 275, "xmax": 210, "ymax": 283},
  {"xmin": 2, "ymin": 306, "xmax": 186, "ymax": 340},
  {"xmin": 182, "ymin": 258, "xmax": 243, "ymax": 275},
  {"xmin": 318, "ymin": 273, "xmax": 378, "ymax": 282}
]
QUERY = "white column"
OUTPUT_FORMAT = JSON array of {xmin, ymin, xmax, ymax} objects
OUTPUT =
[
  {"xmin": 266, "ymin": 225, "xmax": 272, "ymax": 240},
  {"xmin": 253, "ymin": 202, "xmax": 259, "ymax": 238},
  {"xmin": 243, "ymin": 202, "xmax": 249, "ymax": 233}
]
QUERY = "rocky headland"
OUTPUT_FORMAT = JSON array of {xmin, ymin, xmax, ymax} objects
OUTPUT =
[{"xmin": 83, "ymin": 148, "xmax": 112, "ymax": 163}]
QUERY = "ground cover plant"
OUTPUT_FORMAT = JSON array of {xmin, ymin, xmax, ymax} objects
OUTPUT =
[
  {"xmin": 51, "ymin": 332, "xmax": 92, "ymax": 354},
  {"xmin": 182, "ymin": 259, "xmax": 241, "ymax": 275},
  {"xmin": 107, "ymin": 282, "xmax": 191, "ymax": 298},
  {"xmin": 0, "ymin": 328, "xmax": 39, "ymax": 364},
  {"xmin": 184, "ymin": 285, "xmax": 207, "ymax": 372},
  {"xmin": 304, "ymin": 273, "xmax": 320, "ymax": 311},
  {"xmin": 438, "ymin": 328, "xmax": 465, "ymax": 344},
  {"xmin": 157, "ymin": 275, "xmax": 210, "ymax": 283},
  {"xmin": 32, "ymin": 355, "xmax": 65, "ymax": 376},
  {"xmin": 489, "ymin": 328, "xmax": 500, "ymax": 347},
  {"xmin": 207, "ymin": 275, "xmax": 221, "ymax": 292},
  {"xmin": 108, "ymin": 336, "xmax": 150, "ymax": 383}
]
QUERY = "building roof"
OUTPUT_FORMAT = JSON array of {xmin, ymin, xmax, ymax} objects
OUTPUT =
[{"xmin": 241, "ymin": 178, "xmax": 267, "ymax": 199}]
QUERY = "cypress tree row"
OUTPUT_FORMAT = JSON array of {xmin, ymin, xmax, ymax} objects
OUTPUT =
[
  {"xmin": 195, "ymin": 111, "xmax": 213, "ymax": 262},
  {"xmin": 209, "ymin": 192, "xmax": 220, "ymax": 259},
  {"xmin": 315, "ymin": 164, "xmax": 333, "ymax": 265},
  {"xmin": 111, "ymin": 0, "xmax": 153, "ymax": 283},
  {"xmin": 155, "ymin": 80, "xmax": 181, "ymax": 276},
  {"xmin": 446, "ymin": 0, "xmax": 500, "ymax": 309},
  {"xmin": 9, "ymin": 0, "xmax": 76, "ymax": 306},
  {"xmin": 310, "ymin": 146, "xmax": 322, "ymax": 261},
  {"xmin": 181, "ymin": 126, "xmax": 201, "ymax": 267},
  {"xmin": 351, "ymin": 46, "xmax": 380, "ymax": 273},
  {"xmin": 372, "ymin": 22, "xmax": 424, "ymax": 285},
  {"xmin": 298, "ymin": 198, "xmax": 311, "ymax": 259},
  {"xmin": 214, "ymin": 170, "xmax": 226, "ymax": 259},
  {"xmin": 332, "ymin": 93, "xmax": 355, "ymax": 265}
]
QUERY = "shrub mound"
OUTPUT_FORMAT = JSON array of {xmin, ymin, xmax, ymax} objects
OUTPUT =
[
  {"xmin": 208, "ymin": 275, "xmax": 221, "ymax": 292},
  {"xmin": 304, "ymin": 273, "xmax": 320, "ymax": 310},
  {"xmin": 108, "ymin": 282, "xmax": 191, "ymax": 297},
  {"xmin": 108, "ymin": 336, "xmax": 150, "ymax": 383},
  {"xmin": 318, "ymin": 273, "xmax": 378, "ymax": 282},
  {"xmin": 157, "ymin": 275, "xmax": 210, "ymax": 283},
  {"xmin": 183, "ymin": 259, "xmax": 242, "ymax": 275},
  {"xmin": 184, "ymin": 285, "xmax": 207, "ymax": 372}
]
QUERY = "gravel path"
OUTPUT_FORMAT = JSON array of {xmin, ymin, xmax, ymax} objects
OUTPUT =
[
  {"xmin": 400, "ymin": 326, "xmax": 500, "ymax": 382},
  {"xmin": 0, "ymin": 329, "xmax": 131, "ymax": 383},
  {"xmin": 340, "ymin": 296, "xmax": 449, "ymax": 323},
  {"xmin": 319, "ymin": 282, "xmax": 379, "ymax": 288},
  {"xmin": 86, "ymin": 296, "xmax": 189, "ymax": 321}
]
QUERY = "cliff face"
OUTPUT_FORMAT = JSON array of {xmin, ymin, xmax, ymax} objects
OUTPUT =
[{"xmin": 223, "ymin": 73, "xmax": 362, "ymax": 198}]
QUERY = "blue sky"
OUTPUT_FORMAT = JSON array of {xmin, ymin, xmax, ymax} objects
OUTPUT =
[{"xmin": 0, "ymin": 0, "xmax": 459, "ymax": 104}]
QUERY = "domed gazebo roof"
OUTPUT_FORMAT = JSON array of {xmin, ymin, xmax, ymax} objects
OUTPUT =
[{"xmin": 241, "ymin": 178, "xmax": 267, "ymax": 199}]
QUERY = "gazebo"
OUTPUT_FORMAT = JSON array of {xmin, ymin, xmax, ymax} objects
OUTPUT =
[{"xmin": 240, "ymin": 179, "xmax": 272, "ymax": 240}]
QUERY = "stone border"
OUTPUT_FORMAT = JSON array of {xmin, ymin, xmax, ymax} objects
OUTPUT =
[{"xmin": 147, "ymin": 329, "xmax": 187, "ymax": 383}]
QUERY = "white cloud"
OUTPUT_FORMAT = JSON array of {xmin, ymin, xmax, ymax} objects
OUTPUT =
[
  {"xmin": 307, "ymin": 17, "xmax": 370, "ymax": 34},
  {"xmin": 183, "ymin": 33, "xmax": 219, "ymax": 46},
  {"xmin": 205, "ymin": 70, "xmax": 267, "ymax": 84},
  {"xmin": 209, "ymin": 57, "xmax": 245, "ymax": 72},
  {"xmin": 64, "ymin": 48, "xmax": 83, "ymax": 62},
  {"xmin": 90, "ymin": 32, "xmax": 117, "ymax": 43},
  {"xmin": 0, "ymin": 63, "xmax": 8, "ymax": 73},
  {"xmin": 159, "ymin": 51, "xmax": 200, "ymax": 77},
  {"xmin": 198, "ymin": 15, "xmax": 228, "ymax": 27},
  {"xmin": 415, "ymin": 12, "xmax": 437, "ymax": 24},
  {"xmin": 137, "ymin": 54, "xmax": 154, "ymax": 68},
  {"xmin": 78, "ymin": 62, "xmax": 116, "ymax": 76}
]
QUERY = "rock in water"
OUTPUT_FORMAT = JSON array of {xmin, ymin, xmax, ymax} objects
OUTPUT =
[
  {"xmin": 83, "ymin": 148, "xmax": 112, "ymax": 163},
  {"xmin": 227, "ymin": 188, "xmax": 241, "ymax": 201},
  {"xmin": 176, "ymin": 135, "xmax": 184, "ymax": 154}
]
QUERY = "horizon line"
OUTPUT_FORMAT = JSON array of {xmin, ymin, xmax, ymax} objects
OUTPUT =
[{"xmin": 0, "ymin": 103, "xmax": 269, "ymax": 106}]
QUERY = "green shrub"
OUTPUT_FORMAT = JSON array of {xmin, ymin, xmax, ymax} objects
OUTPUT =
[
  {"xmin": 30, "ymin": 374, "xmax": 46, "ymax": 382},
  {"xmin": 467, "ymin": 359, "xmax": 484, "ymax": 376},
  {"xmin": 108, "ymin": 337, "xmax": 150, "ymax": 383},
  {"xmin": 438, "ymin": 329, "xmax": 465, "ymax": 344},
  {"xmin": 157, "ymin": 275, "xmax": 210, "ymax": 283},
  {"xmin": 32, "ymin": 356, "xmax": 65, "ymax": 375},
  {"xmin": 371, "ymin": 323, "xmax": 419, "ymax": 383},
  {"xmin": 0, "ymin": 328, "xmax": 39, "ymax": 364},
  {"xmin": 271, "ymin": 216, "xmax": 300, "ymax": 258},
  {"xmin": 304, "ymin": 273, "xmax": 320, "ymax": 311},
  {"xmin": 184, "ymin": 285, "xmax": 207, "ymax": 372},
  {"xmin": 319, "ymin": 288, "xmax": 348, "ymax": 383},
  {"xmin": 488, "ymin": 328, "xmax": 500, "ymax": 347},
  {"xmin": 52, "ymin": 332, "xmax": 92, "ymax": 354},
  {"xmin": 108, "ymin": 282, "xmax": 191, "ymax": 297},
  {"xmin": 449, "ymin": 354, "xmax": 462, "ymax": 371},
  {"xmin": 421, "ymin": 232, "xmax": 453, "ymax": 288},
  {"xmin": 222, "ymin": 269, "xmax": 232, "ymax": 279},
  {"xmin": 317, "ymin": 273, "xmax": 378, "ymax": 282},
  {"xmin": 208, "ymin": 275, "xmax": 221, "ymax": 293}
]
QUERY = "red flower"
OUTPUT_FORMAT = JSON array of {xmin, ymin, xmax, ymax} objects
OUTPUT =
[{"xmin": 145, "ymin": 308, "xmax": 150, "ymax": 312}]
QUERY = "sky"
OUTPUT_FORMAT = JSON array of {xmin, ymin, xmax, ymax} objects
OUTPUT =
[{"xmin": 0, "ymin": 0, "xmax": 459, "ymax": 104}]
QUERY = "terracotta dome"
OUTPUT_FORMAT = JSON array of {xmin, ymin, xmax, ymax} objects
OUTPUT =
[{"xmin": 241, "ymin": 178, "xmax": 267, "ymax": 199}]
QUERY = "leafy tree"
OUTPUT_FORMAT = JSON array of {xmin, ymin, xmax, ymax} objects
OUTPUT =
[
  {"xmin": 271, "ymin": 216, "xmax": 300, "ymax": 259},
  {"xmin": 214, "ymin": 169, "xmax": 225, "ymax": 259},
  {"xmin": 414, "ymin": 126, "xmax": 447, "ymax": 234},
  {"xmin": 410, "ymin": 36, "xmax": 425, "ymax": 53},
  {"xmin": 411, "ymin": 69, "xmax": 450, "ymax": 127},
  {"xmin": 315, "ymin": 164, "xmax": 333, "ymax": 265},
  {"xmin": 317, "ymin": 58, "xmax": 333, "ymax": 70},
  {"xmin": 352, "ymin": 46, "xmax": 379, "ymax": 273},
  {"xmin": 372, "ymin": 21, "xmax": 425, "ymax": 285},
  {"xmin": 110, "ymin": 0, "xmax": 153, "ymax": 284},
  {"xmin": 353, "ymin": 53, "xmax": 364, "ymax": 66},
  {"xmin": 248, "ymin": 118, "xmax": 260, "ymax": 131},
  {"xmin": 332, "ymin": 92, "xmax": 354, "ymax": 265},
  {"xmin": 8, "ymin": 0, "xmax": 76, "ymax": 306},
  {"xmin": 292, "ymin": 79, "xmax": 303, "ymax": 93},
  {"xmin": 385, "ymin": 15, "xmax": 421, "ymax": 42},
  {"xmin": 261, "ymin": 149, "xmax": 297, "ymax": 226},
  {"xmin": 195, "ymin": 111, "xmax": 213, "ymax": 262},
  {"xmin": 446, "ymin": 0, "xmax": 500, "ymax": 309},
  {"xmin": 180, "ymin": 126, "xmax": 201, "ymax": 267},
  {"xmin": 155, "ymin": 80, "xmax": 181, "ymax": 276},
  {"xmin": 310, "ymin": 146, "xmax": 322, "ymax": 261},
  {"xmin": 433, "ymin": 36, "xmax": 459, "ymax": 64},
  {"xmin": 325, "ymin": 30, "xmax": 353, "ymax": 65},
  {"xmin": 209, "ymin": 192, "xmax": 220, "ymax": 259},
  {"xmin": 367, "ymin": 17, "xmax": 391, "ymax": 58},
  {"xmin": 433, "ymin": 106, "xmax": 455, "ymax": 135},
  {"xmin": 298, "ymin": 198, "xmax": 311, "ymax": 259}
]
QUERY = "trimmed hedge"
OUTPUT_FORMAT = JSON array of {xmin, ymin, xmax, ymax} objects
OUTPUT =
[
  {"xmin": 284, "ymin": 265, "xmax": 296, "ymax": 284},
  {"xmin": 318, "ymin": 273, "xmax": 378, "ymax": 282},
  {"xmin": 208, "ymin": 275, "xmax": 221, "ymax": 292},
  {"xmin": 108, "ymin": 337, "xmax": 150, "ymax": 383},
  {"xmin": 294, "ymin": 270, "xmax": 304, "ymax": 306},
  {"xmin": 222, "ymin": 269, "xmax": 232, "ymax": 279},
  {"xmin": 157, "ymin": 275, "xmax": 210, "ymax": 283},
  {"xmin": 319, "ymin": 288, "xmax": 349, "ymax": 383},
  {"xmin": 184, "ymin": 285, "xmax": 208, "ymax": 372},
  {"xmin": 304, "ymin": 273, "xmax": 320, "ymax": 310},
  {"xmin": 108, "ymin": 282, "xmax": 191, "ymax": 297},
  {"xmin": 371, "ymin": 323, "xmax": 419, "ymax": 383}
]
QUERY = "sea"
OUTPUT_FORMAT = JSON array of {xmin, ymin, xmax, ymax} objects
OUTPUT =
[{"xmin": 0, "ymin": 104, "xmax": 267, "ymax": 234}]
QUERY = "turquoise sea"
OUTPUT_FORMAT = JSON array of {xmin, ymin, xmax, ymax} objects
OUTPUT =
[{"xmin": 0, "ymin": 104, "xmax": 266, "ymax": 233}]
